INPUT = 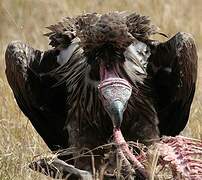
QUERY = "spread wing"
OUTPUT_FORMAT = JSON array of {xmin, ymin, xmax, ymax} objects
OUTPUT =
[
  {"xmin": 5, "ymin": 41, "xmax": 72, "ymax": 151},
  {"xmin": 147, "ymin": 32, "xmax": 198, "ymax": 136}
]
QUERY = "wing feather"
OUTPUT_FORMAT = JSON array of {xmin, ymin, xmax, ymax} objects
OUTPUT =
[
  {"xmin": 5, "ymin": 41, "xmax": 69, "ymax": 150},
  {"xmin": 147, "ymin": 32, "xmax": 198, "ymax": 136}
]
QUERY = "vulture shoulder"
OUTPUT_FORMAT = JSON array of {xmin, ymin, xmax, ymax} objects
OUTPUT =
[{"xmin": 147, "ymin": 32, "xmax": 198, "ymax": 136}]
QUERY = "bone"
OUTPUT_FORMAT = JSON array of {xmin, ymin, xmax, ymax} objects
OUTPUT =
[
  {"xmin": 29, "ymin": 157, "xmax": 93, "ymax": 180},
  {"xmin": 156, "ymin": 136, "xmax": 202, "ymax": 180}
]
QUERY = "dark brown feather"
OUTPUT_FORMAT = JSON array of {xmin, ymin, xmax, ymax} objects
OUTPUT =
[{"xmin": 44, "ymin": 12, "xmax": 160, "ymax": 53}]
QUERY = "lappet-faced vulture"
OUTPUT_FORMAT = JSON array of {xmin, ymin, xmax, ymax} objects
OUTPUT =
[{"xmin": 5, "ymin": 12, "xmax": 200, "ymax": 179}]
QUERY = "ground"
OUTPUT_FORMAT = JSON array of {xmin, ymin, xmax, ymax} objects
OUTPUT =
[{"xmin": 0, "ymin": 0, "xmax": 201, "ymax": 179}]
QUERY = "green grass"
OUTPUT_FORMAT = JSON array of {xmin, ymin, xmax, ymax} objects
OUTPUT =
[{"xmin": 0, "ymin": 0, "xmax": 201, "ymax": 179}]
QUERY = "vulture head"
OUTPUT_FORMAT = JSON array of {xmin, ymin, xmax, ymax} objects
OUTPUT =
[{"xmin": 46, "ymin": 12, "xmax": 159, "ymax": 134}]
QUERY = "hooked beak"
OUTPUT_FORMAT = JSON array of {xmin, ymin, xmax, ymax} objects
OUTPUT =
[
  {"xmin": 107, "ymin": 100, "xmax": 124, "ymax": 128},
  {"xmin": 98, "ymin": 63, "xmax": 132, "ymax": 128}
]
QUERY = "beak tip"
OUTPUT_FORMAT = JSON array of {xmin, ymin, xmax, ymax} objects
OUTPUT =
[{"xmin": 110, "ymin": 100, "xmax": 125, "ymax": 128}]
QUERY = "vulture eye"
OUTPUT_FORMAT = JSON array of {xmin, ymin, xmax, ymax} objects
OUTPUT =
[{"xmin": 144, "ymin": 47, "xmax": 150, "ymax": 55}]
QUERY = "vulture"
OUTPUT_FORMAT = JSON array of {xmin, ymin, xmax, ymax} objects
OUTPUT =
[{"xmin": 5, "ymin": 12, "xmax": 199, "ymax": 179}]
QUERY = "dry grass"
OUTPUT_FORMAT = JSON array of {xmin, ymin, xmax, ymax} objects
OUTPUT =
[{"xmin": 0, "ymin": 0, "xmax": 201, "ymax": 179}]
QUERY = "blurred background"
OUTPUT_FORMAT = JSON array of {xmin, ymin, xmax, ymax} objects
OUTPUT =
[{"xmin": 0, "ymin": 0, "xmax": 201, "ymax": 179}]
